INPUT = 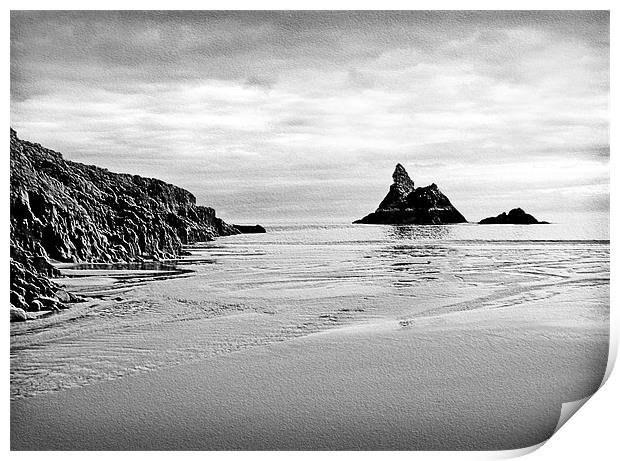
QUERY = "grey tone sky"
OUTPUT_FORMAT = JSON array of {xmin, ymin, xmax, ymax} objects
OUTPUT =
[{"xmin": 11, "ymin": 11, "xmax": 609, "ymax": 223}]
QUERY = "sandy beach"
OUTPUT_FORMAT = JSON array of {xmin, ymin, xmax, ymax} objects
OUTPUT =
[
  {"xmin": 11, "ymin": 304, "xmax": 608, "ymax": 451},
  {"xmin": 11, "ymin": 225, "xmax": 610, "ymax": 451}
]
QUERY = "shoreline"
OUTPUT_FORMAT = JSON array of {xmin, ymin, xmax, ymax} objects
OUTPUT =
[
  {"xmin": 10, "ymin": 227, "xmax": 610, "ymax": 449},
  {"xmin": 22, "ymin": 243, "xmax": 219, "ymax": 314}
]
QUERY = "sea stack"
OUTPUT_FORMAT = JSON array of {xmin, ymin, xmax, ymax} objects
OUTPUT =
[
  {"xmin": 479, "ymin": 208, "xmax": 548, "ymax": 225},
  {"xmin": 354, "ymin": 163, "xmax": 467, "ymax": 225}
]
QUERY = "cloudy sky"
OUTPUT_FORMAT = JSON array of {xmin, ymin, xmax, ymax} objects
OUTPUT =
[{"xmin": 11, "ymin": 11, "xmax": 609, "ymax": 224}]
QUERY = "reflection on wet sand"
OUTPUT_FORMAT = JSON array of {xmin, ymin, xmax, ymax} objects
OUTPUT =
[
  {"xmin": 385, "ymin": 224, "xmax": 453, "ymax": 241},
  {"xmin": 52, "ymin": 260, "xmax": 196, "ymax": 298},
  {"xmin": 60, "ymin": 261, "xmax": 182, "ymax": 272}
]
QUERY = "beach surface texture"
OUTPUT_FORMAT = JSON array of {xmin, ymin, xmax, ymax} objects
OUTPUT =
[{"xmin": 11, "ymin": 224, "xmax": 609, "ymax": 450}]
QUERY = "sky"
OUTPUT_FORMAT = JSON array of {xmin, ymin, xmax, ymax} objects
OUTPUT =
[{"xmin": 10, "ymin": 11, "xmax": 609, "ymax": 224}]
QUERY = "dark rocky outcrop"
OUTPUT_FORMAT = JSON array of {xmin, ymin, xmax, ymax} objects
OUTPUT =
[
  {"xmin": 479, "ymin": 208, "xmax": 548, "ymax": 225},
  {"xmin": 10, "ymin": 128, "xmax": 242, "ymax": 319},
  {"xmin": 10, "ymin": 306, "xmax": 34, "ymax": 322},
  {"xmin": 354, "ymin": 164, "xmax": 467, "ymax": 225},
  {"xmin": 233, "ymin": 224, "xmax": 266, "ymax": 234}
]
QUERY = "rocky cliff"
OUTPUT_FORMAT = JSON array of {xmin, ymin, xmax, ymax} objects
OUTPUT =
[
  {"xmin": 233, "ymin": 224, "xmax": 267, "ymax": 234},
  {"xmin": 10, "ymin": 128, "xmax": 239, "ymax": 318},
  {"xmin": 354, "ymin": 164, "xmax": 467, "ymax": 225},
  {"xmin": 479, "ymin": 208, "xmax": 548, "ymax": 225}
]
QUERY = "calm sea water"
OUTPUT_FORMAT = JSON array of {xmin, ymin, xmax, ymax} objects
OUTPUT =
[{"xmin": 11, "ymin": 222, "xmax": 609, "ymax": 399}]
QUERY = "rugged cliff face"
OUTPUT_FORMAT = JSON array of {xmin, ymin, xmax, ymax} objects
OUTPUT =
[
  {"xmin": 10, "ymin": 128, "xmax": 239, "ymax": 318},
  {"xmin": 354, "ymin": 163, "xmax": 467, "ymax": 225}
]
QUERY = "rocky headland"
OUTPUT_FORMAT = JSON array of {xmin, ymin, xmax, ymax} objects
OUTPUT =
[
  {"xmin": 10, "ymin": 128, "xmax": 244, "ymax": 320},
  {"xmin": 479, "ymin": 208, "xmax": 549, "ymax": 225},
  {"xmin": 354, "ymin": 164, "xmax": 467, "ymax": 225},
  {"xmin": 233, "ymin": 224, "xmax": 267, "ymax": 234}
]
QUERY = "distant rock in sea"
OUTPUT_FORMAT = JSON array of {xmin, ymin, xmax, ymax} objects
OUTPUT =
[
  {"xmin": 478, "ymin": 208, "xmax": 549, "ymax": 225},
  {"xmin": 233, "ymin": 224, "xmax": 267, "ymax": 234},
  {"xmin": 353, "ymin": 163, "xmax": 467, "ymax": 225},
  {"xmin": 9, "ymin": 128, "xmax": 257, "ymax": 320}
]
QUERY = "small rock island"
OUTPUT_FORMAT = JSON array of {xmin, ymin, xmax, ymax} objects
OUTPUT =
[
  {"xmin": 479, "ymin": 208, "xmax": 549, "ymax": 225},
  {"xmin": 354, "ymin": 163, "xmax": 467, "ymax": 225}
]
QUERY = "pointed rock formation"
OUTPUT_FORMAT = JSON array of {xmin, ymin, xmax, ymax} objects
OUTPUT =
[
  {"xmin": 479, "ymin": 208, "xmax": 548, "ymax": 225},
  {"xmin": 377, "ymin": 163, "xmax": 415, "ymax": 209},
  {"xmin": 354, "ymin": 164, "xmax": 467, "ymax": 225}
]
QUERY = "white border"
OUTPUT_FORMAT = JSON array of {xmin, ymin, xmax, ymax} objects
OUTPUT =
[{"xmin": 3, "ymin": 2, "xmax": 616, "ymax": 459}]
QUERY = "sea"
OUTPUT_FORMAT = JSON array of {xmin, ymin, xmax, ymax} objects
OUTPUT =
[{"xmin": 10, "ymin": 220, "xmax": 610, "ymax": 399}]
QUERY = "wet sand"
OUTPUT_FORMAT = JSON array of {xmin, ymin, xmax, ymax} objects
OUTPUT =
[
  {"xmin": 11, "ymin": 226, "xmax": 610, "ymax": 450},
  {"xmin": 11, "ymin": 307, "xmax": 608, "ymax": 450}
]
